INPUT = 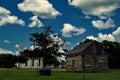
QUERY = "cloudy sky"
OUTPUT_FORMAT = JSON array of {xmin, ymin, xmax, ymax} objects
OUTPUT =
[{"xmin": 0, "ymin": 0, "xmax": 120, "ymax": 54}]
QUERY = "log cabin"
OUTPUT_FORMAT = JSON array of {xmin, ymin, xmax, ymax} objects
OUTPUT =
[{"xmin": 66, "ymin": 41, "xmax": 108, "ymax": 72}]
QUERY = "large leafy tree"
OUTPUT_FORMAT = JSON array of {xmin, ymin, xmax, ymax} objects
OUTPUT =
[{"xmin": 29, "ymin": 26, "xmax": 65, "ymax": 67}]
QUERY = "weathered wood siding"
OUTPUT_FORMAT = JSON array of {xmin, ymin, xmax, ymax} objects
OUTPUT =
[
  {"xmin": 66, "ymin": 55, "xmax": 82, "ymax": 72},
  {"xmin": 83, "ymin": 43, "xmax": 108, "ymax": 72},
  {"xmin": 84, "ymin": 55, "xmax": 95, "ymax": 72},
  {"xmin": 66, "ymin": 41, "xmax": 108, "ymax": 72},
  {"xmin": 83, "ymin": 55, "xmax": 108, "ymax": 72}
]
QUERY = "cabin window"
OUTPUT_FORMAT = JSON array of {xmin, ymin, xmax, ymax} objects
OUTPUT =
[
  {"xmin": 25, "ymin": 62, "xmax": 27, "ymax": 66},
  {"xmin": 39, "ymin": 58, "xmax": 40, "ymax": 67},
  {"xmin": 72, "ymin": 60, "xmax": 75, "ymax": 71},
  {"xmin": 94, "ymin": 57, "xmax": 98, "ymax": 67}
]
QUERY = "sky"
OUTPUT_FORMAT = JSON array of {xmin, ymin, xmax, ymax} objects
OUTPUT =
[{"xmin": 0, "ymin": 0, "xmax": 120, "ymax": 54}]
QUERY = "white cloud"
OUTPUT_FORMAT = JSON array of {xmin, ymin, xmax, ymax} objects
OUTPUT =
[
  {"xmin": 0, "ymin": 48, "xmax": 14, "ymax": 55},
  {"xmin": 50, "ymin": 34, "xmax": 65, "ymax": 46},
  {"xmin": 86, "ymin": 27, "xmax": 120, "ymax": 42},
  {"xmin": 64, "ymin": 41, "xmax": 71, "ymax": 47},
  {"xmin": 68, "ymin": 0, "xmax": 120, "ymax": 18},
  {"xmin": 84, "ymin": 15, "xmax": 91, "ymax": 19},
  {"xmin": 87, "ymin": 33, "xmax": 116, "ymax": 42},
  {"xmin": 0, "ymin": 6, "xmax": 25, "ymax": 26},
  {"xmin": 0, "ymin": 16, "xmax": 25, "ymax": 26},
  {"xmin": 112, "ymin": 27, "xmax": 120, "ymax": 36},
  {"xmin": 15, "ymin": 44, "xmax": 19, "ymax": 48},
  {"xmin": 61, "ymin": 23, "xmax": 86, "ymax": 37},
  {"xmin": 15, "ymin": 44, "xmax": 26, "ymax": 51},
  {"xmin": 29, "ymin": 16, "xmax": 44, "ymax": 28},
  {"xmin": 112, "ymin": 27, "xmax": 120, "ymax": 42},
  {"xmin": 0, "ymin": 7, "xmax": 10, "ymax": 18},
  {"xmin": 99, "ymin": 16, "xmax": 107, "ymax": 20},
  {"xmin": 15, "ymin": 51, "xmax": 20, "ymax": 56},
  {"xmin": 29, "ymin": 45, "xmax": 39, "ymax": 50},
  {"xmin": 50, "ymin": 34, "xmax": 71, "ymax": 48},
  {"xmin": 91, "ymin": 18, "xmax": 115, "ymax": 30},
  {"xmin": 4, "ymin": 40, "xmax": 10, "ymax": 44},
  {"xmin": 86, "ymin": 36, "xmax": 98, "ymax": 41},
  {"xmin": 18, "ymin": 0, "xmax": 61, "ymax": 19},
  {"xmin": 98, "ymin": 33, "xmax": 116, "ymax": 42}
]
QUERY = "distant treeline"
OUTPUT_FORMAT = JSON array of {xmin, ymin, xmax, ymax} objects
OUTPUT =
[{"xmin": 0, "ymin": 54, "xmax": 27, "ymax": 68}]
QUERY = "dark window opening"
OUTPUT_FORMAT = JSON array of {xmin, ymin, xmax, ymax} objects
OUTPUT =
[
  {"xmin": 32, "ymin": 59, "xmax": 34, "ymax": 67},
  {"xmin": 39, "ymin": 59, "xmax": 40, "ymax": 67},
  {"xmin": 25, "ymin": 62, "xmax": 27, "ymax": 66}
]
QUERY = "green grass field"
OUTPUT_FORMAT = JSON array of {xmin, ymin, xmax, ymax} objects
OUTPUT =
[{"xmin": 0, "ymin": 68, "xmax": 120, "ymax": 80}]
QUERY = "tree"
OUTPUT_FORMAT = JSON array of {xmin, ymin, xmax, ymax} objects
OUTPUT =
[
  {"xmin": 0, "ymin": 54, "xmax": 17, "ymax": 68},
  {"xmin": 0, "ymin": 54, "xmax": 27, "ymax": 68},
  {"xmin": 29, "ymin": 26, "xmax": 66, "ymax": 67},
  {"xmin": 16, "ymin": 55, "xmax": 27, "ymax": 63},
  {"xmin": 101, "ymin": 40, "xmax": 120, "ymax": 69}
]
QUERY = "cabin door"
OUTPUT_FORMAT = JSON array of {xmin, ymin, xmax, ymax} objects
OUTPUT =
[{"xmin": 72, "ymin": 60, "xmax": 75, "ymax": 71}]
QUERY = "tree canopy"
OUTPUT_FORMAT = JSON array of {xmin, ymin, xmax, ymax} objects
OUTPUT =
[
  {"xmin": 21, "ymin": 26, "xmax": 66, "ymax": 67},
  {"xmin": 0, "ymin": 54, "xmax": 27, "ymax": 68}
]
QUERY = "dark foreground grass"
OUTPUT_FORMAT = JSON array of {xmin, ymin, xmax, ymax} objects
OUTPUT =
[{"xmin": 0, "ymin": 68, "xmax": 120, "ymax": 80}]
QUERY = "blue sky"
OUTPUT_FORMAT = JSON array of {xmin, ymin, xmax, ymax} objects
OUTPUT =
[{"xmin": 0, "ymin": 0, "xmax": 120, "ymax": 54}]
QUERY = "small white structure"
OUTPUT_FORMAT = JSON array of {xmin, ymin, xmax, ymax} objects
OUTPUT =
[
  {"xmin": 15, "ymin": 44, "xmax": 43, "ymax": 68},
  {"xmin": 17, "ymin": 58, "xmax": 43, "ymax": 68}
]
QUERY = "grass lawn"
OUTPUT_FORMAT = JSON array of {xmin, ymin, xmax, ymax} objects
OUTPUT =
[{"xmin": 0, "ymin": 68, "xmax": 120, "ymax": 80}]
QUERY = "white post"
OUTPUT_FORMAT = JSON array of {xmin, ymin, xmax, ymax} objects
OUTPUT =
[{"xmin": 40, "ymin": 58, "xmax": 43, "ymax": 68}]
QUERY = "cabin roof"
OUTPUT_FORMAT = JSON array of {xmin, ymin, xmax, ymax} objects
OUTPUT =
[{"xmin": 68, "ymin": 41, "xmax": 94, "ymax": 55}]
